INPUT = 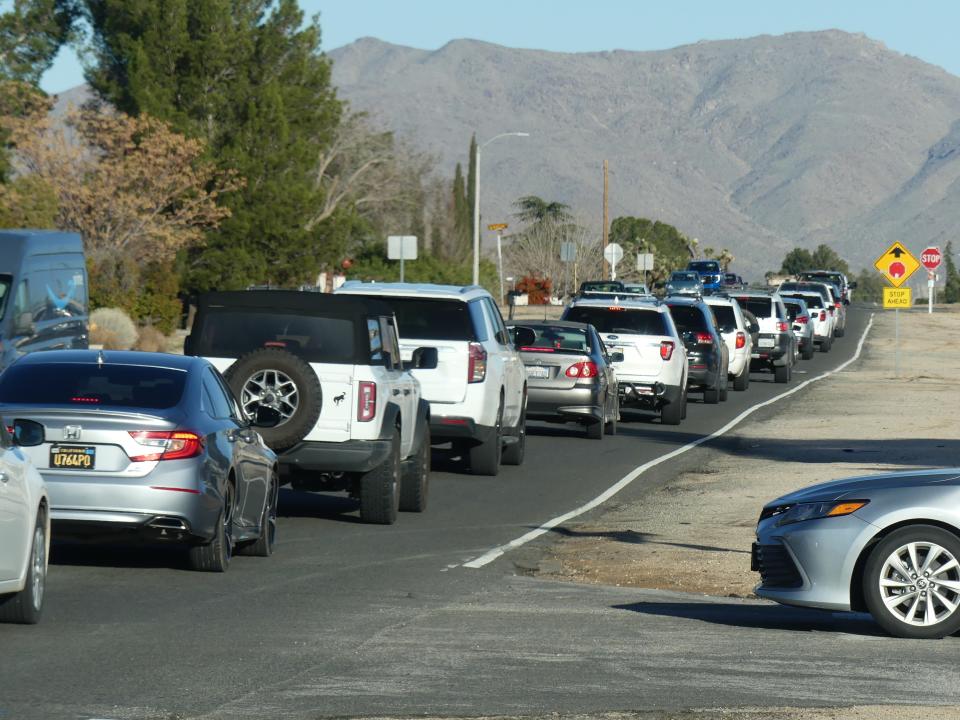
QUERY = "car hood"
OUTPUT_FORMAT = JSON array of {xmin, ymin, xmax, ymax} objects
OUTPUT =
[{"xmin": 767, "ymin": 468, "xmax": 960, "ymax": 506}]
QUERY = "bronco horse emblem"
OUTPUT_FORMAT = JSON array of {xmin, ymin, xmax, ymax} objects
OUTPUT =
[{"xmin": 333, "ymin": 392, "xmax": 346, "ymax": 406}]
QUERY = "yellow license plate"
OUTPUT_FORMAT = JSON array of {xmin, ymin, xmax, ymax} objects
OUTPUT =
[{"xmin": 50, "ymin": 446, "xmax": 96, "ymax": 470}]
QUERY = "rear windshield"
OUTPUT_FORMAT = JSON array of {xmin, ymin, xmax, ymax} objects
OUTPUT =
[
  {"xmin": 800, "ymin": 272, "xmax": 843, "ymax": 286},
  {"xmin": 514, "ymin": 325, "xmax": 590, "ymax": 354},
  {"xmin": 670, "ymin": 272, "xmax": 699, "ymax": 282},
  {"xmin": 709, "ymin": 305, "xmax": 737, "ymax": 333},
  {"xmin": 783, "ymin": 293, "xmax": 822, "ymax": 309},
  {"xmin": 688, "ymin": 261, "xmax": 721, "ymax": 273},
  {"xmin": 735, "ymin": 297, "xmax": 773, "ymax": 317},
  {"xmin": 0, "ymin": 364, "xmax": 187, "ymax": 409},
  {"xmin": 564, "ymin": 306, "xmax": 668, "ymax": 335},
  {"xmin": 782, "ymin": 301, "xmax": 805, "ymax": 320},
  {"xmin": 193, "ymin": 309, "xmax": 358, "ymax": 363},
  {"xmin": 376, "ymin": 298, "xmax": 478, "ymax": 342},
  {"xmin": 667, "ymin": 305, "xmax": 710, "ymax": 332}
]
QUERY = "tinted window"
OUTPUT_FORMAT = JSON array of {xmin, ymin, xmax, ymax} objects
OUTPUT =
[
  {"xmin": 21, "ymin": 265, "xmax": 87, "ymax": 323},
  {"xmin": 800, "ymin": 272, "xmax": 843, "ymax": 287},
  {"xmin": 0, "ymin": 274, "xmax": 10, "ymax": 320},
  {"xmin": 374, "ymin": 298, "xmax": 478, "ymax": 342},
  {"xmin": 202, "ymin": 370, "xmax": 233, "ymax": 419},
  {"xmin": 194, "ymin": 310, "xmax": 357, "ymax": 363},
  {"xmin": 670, "ymin": 272, "xmax": 699, "ymax": 282},
  {"xmin": 709, "ymin": 305, "xmax": 737, "ymax": 333},
  {"xmin": 564, "ymin": 306, "xmax": 668, "ymax": 335},
  {"xmin": 667, "ymin": 305, "xmax": 710, "ymax": 332},
  {"xmin": 367, "ymin": 318, "xmax": 383, "ymax": 361},
  {"xmin": 735, "ymin": 297, "xmax": 773, "ymax": 317},
  {"xmin": 514, "ymin": 324, "xmax": 590, "ymax": 354},
  {"xmin": 0, "ymin": 364, "xmax": 187, "ymax": 409},
  {"xmin": 483, "ymin": 298, "xmax": 509, "ymax": 345},
  {"xmin": 688, "ymin": 261, "xmax": 721, "ymax": 273},
  {"xmin": 784, "ymin": 293, "xmax": 822, "ymax": 309},
  {"xmin": 782, "ymin": 301, "xmax": 805, "ymax": 320}
]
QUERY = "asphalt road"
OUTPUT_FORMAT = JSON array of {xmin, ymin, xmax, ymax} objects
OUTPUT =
[{"xmin": 6, "ymin": 306, "xmax": 951, "ymax": 720}]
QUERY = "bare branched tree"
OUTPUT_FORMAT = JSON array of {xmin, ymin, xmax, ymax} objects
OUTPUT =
[{"xmin": 504, "ymin": 217, "xmax": 602, "ymax": 297}]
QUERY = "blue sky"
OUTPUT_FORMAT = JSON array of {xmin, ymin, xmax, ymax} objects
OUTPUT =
[{"xmin": 39, "ymin": 0, "xmax": 960, "ymax": 93}]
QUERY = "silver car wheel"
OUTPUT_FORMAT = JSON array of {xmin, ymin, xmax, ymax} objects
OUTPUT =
[
  {"xmin": 31, "ymin": 521, "xmax": 45, "ymax": 612},
  {"xmin": 240, "ymin": 369, "xmax": 299, "ymax": 426},
  {"xmin": 878, "ymin": 541, "xmax": 960, "ymax": 627}
]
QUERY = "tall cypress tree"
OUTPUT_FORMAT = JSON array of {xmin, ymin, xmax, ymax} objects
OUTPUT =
[
  {"xmin": 466, "ymin": 133, "xmax": 477, "ymax": 233},
  {"xmin": 82, "ymin": 0, "xmax": 344, "ymax": 291},
  {"xmin": 451, "ymin": 161, "xmax": 470, "ymax": 261}
]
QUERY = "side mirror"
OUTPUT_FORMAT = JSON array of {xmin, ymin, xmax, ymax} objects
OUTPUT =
[
  {"xmin": 252, "ymin": 405, "xmax": 282, "ymax": 429},
  {"xmin": 14, "ymin": 312, "xmax": 35, "ymax": 336},
  {"xmin": 411, "ymin": 346, "xmax": 439, "ymax": 370},
  {"xmin": 12, "ymin": 418, "xmax": 45, "ymax": 447},
  {"xmin": 511, "ymin": 326, "xmax": 537, "ymax": 349},
  {"xmin": 609, "ymin": 351, "xmax": 625, "ymax": 363}
]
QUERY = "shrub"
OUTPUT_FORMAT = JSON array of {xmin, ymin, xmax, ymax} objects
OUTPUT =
[
  {"xmin": 90, "ymin": 307, "xmax": 138, "ymax": 350},
  {"xmin": 135, "ymin": 326, "xmax": 167, "ymax": 353},
  {"xmin": 515, "ymin": 274, "xmax": 553, "ymax": 305}
]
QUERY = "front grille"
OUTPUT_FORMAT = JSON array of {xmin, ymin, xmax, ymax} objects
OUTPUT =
[{"xmin": 756, "ymin": 543, "xmax": 803, "ymax": 588}]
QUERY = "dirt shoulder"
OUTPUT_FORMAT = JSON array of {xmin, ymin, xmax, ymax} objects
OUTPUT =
[{"xmin": 535, "ymin": 306, "xmax": 960, "ymax": 597}]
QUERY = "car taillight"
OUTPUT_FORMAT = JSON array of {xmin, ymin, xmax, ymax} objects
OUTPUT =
[
  {"xmin": 834, "ymin": 301, "xmax": 841, "ymax": 308},
  {"xmin": 776, "ymin": 321, "xmax": 789, "ymax": 332},
  {"xmin": 696, "ymin": 332, "xmax": 713, "ymax": 345},
  {"xmin": 660, "ymin": 340, "xmax": 675, "ymax": 360},
  {"xmin": 565, "ymin": 361, "xmax": 599, "ymax": 379},
  {"xmin": 735, "ymin": 331, "xmax": 746, "ymax": 349},
  {"xmin": 796, "ymin": 315, "xmax": 809, "ymax": 325},
  {"xmin": 468, "ymin": 342, "xmax": 487, "ymax": 383},
  {"xmin": 357, "ymin": 381, "xmax": 377, "ymax": 422},
  {"xmin": 128, "ymin": 431, "xmax": 204, "ymax": 462},
  {"xmin": 819, "ymin": 310, "xmax": 826, "ymax": 321}
]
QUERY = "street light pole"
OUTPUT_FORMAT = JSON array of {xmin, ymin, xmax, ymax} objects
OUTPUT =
[{"xmin": 472, "ymin": 132, "xmax": 529, "ymax": 286}]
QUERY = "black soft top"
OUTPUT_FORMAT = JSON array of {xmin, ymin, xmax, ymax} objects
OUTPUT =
[{"xmin": 197, "ymin": 290, "xmax": 395, "ymax": 319}]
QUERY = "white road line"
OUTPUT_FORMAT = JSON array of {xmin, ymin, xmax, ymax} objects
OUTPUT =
[{"xmin": 462, "ymin": 313, "xmax": 876, "ymax": 569}]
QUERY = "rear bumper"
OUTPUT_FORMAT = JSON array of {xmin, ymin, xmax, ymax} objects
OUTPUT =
[
  {"xmin": 429, "ymin": 416, "xmax": 497, "ymax": 445},
  {"xmin": 751, "ymin": 334, "xmax": 791, "ymax": 366},
  {"xmin": 618, "ymin": 380, "xmax": 682, "ymax": 409},
  {"xmin": 279, "ymin": 438, "xmax": 392, "ymax": 474},
  {"xmin": 527, "ymin": 386, "xmax": 603, "ymax": 422}
]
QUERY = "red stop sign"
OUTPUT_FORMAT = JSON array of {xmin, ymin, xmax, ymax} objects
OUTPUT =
[{"xmin": 921, "ymin": 246, "xmax": 942, "ymax": 270}]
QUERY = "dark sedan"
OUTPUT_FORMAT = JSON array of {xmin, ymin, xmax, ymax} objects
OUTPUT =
[
  {"xmin": 665, "ymin": 297, "xmax": 729, "ymax": 404},
  {"xmin": 509, "ymin": 321, "xmax": 620, "ymax": 439},
  {"xmin": 0, "ymin": 351, "xmax": 281, "ymax": 572}
]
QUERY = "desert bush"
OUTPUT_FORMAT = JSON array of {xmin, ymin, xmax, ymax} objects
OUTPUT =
[
  {"xmin": 515, "ymin": 274, "xmax": 553, "ymax": 305},
  {"xmin": 90, "ymin": 307, "xmax": 138, "ymax": 350},
  {"xmin": 135, "ymin": 326, "xmax": 167, "ymax": 353}
]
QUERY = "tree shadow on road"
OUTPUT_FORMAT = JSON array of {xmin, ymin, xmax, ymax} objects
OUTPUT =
[{"xmin": 613, "ymin": 600, "xmax": 887, "ymax": 636}]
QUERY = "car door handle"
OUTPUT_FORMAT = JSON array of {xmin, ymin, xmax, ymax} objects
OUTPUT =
[
  {"xmin": 403, "ymin": 389, "xmax": 411, "ymax": 396},
  {"xmin": 392, "ymin": 388, "xmax": 401, "ymax": 396},
  {"xmin": 0, "ymin": 472, "xmax": 7, "ymax": 483}
]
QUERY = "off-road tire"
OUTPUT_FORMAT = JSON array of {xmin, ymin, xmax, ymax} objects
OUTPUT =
[
  {"xmin": 189, "ymin": 484, "xmax": 234, "ymax": 572},
  {"xmin": 400, "ymin": 427, "xmax": 430, "ymax": 513},
  {"xmin": 360, "ymin": 429, "xmax": 400, "ymax": 524},
  {"xmin": 237, "ymin": 471, "xmax": 278, "ymax": 557},
  {"xmin": 0, "ymin": 507, "xmax": 46, "ymax": 624},
  {"xmin": 224, "ymin": 348, "xmax": 321, "ymax": 450}
]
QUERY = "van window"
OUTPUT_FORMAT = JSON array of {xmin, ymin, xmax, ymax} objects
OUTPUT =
[
  {"xmin": 0, "ymin": 274, "xmax": 11, "ymax": 320},
  {"xmin": 23, "ymin": 266, "xmax": 87, "ymax": 322}
]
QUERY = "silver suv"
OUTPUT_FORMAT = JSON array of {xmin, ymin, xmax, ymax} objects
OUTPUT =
[{"xmin": 730, "ymin": 290, "xmax": 796, "ymax": 383}]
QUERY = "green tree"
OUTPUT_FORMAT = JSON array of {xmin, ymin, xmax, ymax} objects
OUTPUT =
[
  {"xmin": 944, "ymin": 241, "xmax": 960, "ymax": 303},
  {"xmin": 809, "ymin": 244, "xmax": 850, "ymax": 274},
  {"xmin": 82, "ymin": 0, "xmax": 344, "ymax": 292},
  {"xmin": 780, "ymin": 248, "xmax": 814, "ymax": 275},
  {"xmin": 466, "ymin": 133, "xmax": 477, "ymax": 231},
  {"xmin": 451, "ymin": 161, "xmax": 470, "ymax": 260},
  {"xmin": 853, "ymin": 268, "xmax": 885, "ymax": 304},
  {"xmin": 0, "ymin": 0, "xmax": 77, "ymax": 85},
  {"xmin": 608, "ymin": 216, "xmax": 694, "ymax": 282},
  {"xmin": 513, "ymin": 195, "xmax": 572, "ymax": 224}
]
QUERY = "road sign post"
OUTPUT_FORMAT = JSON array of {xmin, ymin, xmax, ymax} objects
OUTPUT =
[
  {"xmin": 488, "ymin": 223, "xmax": 509, "ymax": 303},
  {"xmin": 874, "ymin": 242, "xmax": 921, "ymax": 378},
  {"xmin": 387, "ymin": 235, "xmax": 418, "ymax": 282},
  {"xmin": 603, "ymin": 242, "xmax": 624, "ymax": 281},
  {"xmin": 920, "ymin": 246, "xmax": 942, "ymax": 314}
]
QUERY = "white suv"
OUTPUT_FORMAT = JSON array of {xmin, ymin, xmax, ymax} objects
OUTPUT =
[
  {"xmin": 562, "ymin": 297, "xmax": 688, "ymax": 425},
  {"xmin": 704, "ymin": 295, "xmax": 753, "ymax": 391},
  {"xmin": 337, "ymin": 283, "xmax": 527, "ymax": 476},
  {"xmin": 731, "ymin": 290, "xmax": 796, "ymax": 383}
]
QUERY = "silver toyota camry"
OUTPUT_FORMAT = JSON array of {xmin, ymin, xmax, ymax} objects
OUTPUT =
[
  {"xmin": 754, "ymin": 468, "xmax": 960, "ymax": 638},
  {"xmin": 0, "ymin": 350, "xmax": 280, "ymax": 572}
]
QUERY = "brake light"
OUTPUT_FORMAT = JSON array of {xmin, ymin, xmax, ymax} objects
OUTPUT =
[
  {"xmin": 357, "ymin": 381, "xmax": 377, "ymax": 422},
  {"xmin": 776, "ymin": 321, "xmax": 789, "ymax": 332},
  {"xmin": 128, "ymin": 431, "xmax": 203, "ymax": 462},
  {"xmin": 660, "ymin": 340, "xmax": 675, "ymax": 360},
  {"xmin": 834, "ymin": 301, "xmax": 841, "ymax": 308},
  {"xmin": 565, "ymin": 361, "xmax": 599, "ymax": 379},
  {"xmin": 819, "ymin": 311, "xmax": 826, "ymax": 321},
  {"xmin": 735, "ymin": 331, "xmax": 746, "ymax": 349},
  {"xmin": 796, "ymin": 315, "xmax": 809, "ymax": 325},
  {"xmin": 696, "ymin": 332, "xmax": 713, "ymax": 345},
  {"xmin": 468, "ymin": 342, "xmax": 487, "ymax": 383}
]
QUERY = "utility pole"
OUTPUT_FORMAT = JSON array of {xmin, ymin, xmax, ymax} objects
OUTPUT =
[{"xmin": 602, "ymin": 159, "xmax": 609, "ymax": 280}]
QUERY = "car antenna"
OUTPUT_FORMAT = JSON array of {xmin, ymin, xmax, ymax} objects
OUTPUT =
[{"xmin": 97, "ymin": 349, "xmax": 105, "ymax": 367}]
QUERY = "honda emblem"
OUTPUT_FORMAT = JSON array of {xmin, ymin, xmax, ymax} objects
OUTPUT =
[{"xmin": 64, "ymin": 425, "xmax": 82, "ymax": 441}]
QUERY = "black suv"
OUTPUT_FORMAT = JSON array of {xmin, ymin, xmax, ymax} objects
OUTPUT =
[{"xmin": 665, "ymin": 296, "xmax": 730, "ymax": 404}]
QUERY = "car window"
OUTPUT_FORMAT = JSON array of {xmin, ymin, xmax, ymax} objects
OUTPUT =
[
  {"xmin": 709, "ymin": 304, "xmax": 737, "ymax": 333},
  {"xmin": 784, "ymin": 293, "xmax": 822, "ymax": 309},
  {"xmin": 368, "ymin": 297, "xmax": 480, "ymax": 342},
  {"xmin": 782, "ymin": 301, "xmax": 805, "ymax": 321},
  {"xmin": 379, "ymin": 316, "xmax": 403, "ymax": 370},
  {"xmin": 514, "ymin": 324, "xmax": 589, "ymax": 354},
  {"xmin": 202, "ymin": 369, "xmax": 233, "ymax": 419},
  {"xmin": 0, "ymin": 363, "xmax": 187, "ymax": 409},
  {"xmin": 483, "ymin": 298, "xmax": 510, "ymax": 346},
  {"xmin": 667, "ymin": 304, "xmax": 710, "ymax": 332},
  {"xmin": 563, "ymin": 306, "xmax": 668, "ymax": 335},
  {"xmin": 735, "ymin": 296, "xmax": 773, "ymax": 318},
  {"xmin": 367, "ymin": 318, "xmax": 383, "ymax": 361}
]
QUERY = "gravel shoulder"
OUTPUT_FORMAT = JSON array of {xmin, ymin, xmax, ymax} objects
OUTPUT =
[{"xmin": 535, "ymin": 306, "xmax": 960, "ymax": 597}]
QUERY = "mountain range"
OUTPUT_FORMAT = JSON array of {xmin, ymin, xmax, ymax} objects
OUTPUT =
[{"xmin": 329, "ymin": 31, "xmax": 960, "ymax": 278}]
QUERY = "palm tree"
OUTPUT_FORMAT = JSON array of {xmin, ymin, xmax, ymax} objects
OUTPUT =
[{"xmin": 512, "ymin": 195, "xmax": 572, "ymax": 224}]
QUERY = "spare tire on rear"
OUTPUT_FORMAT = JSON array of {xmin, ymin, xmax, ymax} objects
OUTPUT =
[{"xmin": 223, "ymin": 348, "xmax": 322, "ymax": 450}]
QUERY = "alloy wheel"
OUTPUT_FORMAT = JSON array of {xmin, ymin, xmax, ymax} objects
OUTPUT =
[
  {"xmin": 878, "ymin": 541, "xmax": 960, "ymax": 627},
  {"xmin": 240, "ymin": 369, "xmax": 299, "ymax": 426},
  {"xmin": 31, "ymin": 522, "xmax": 45, "ymax": 613}
]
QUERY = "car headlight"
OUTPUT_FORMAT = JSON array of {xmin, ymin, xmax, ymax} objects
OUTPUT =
[{"xmin": 775, "ymin": 500, "xmax": 869, "ymax": 527}]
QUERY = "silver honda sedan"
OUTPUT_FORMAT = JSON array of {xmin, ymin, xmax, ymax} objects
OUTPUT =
[
  {"xmin": 0, "ymin": 350, "xmax": 280, "ymax": 572},
  {"xmin": 754, "ymin": 468, "xmax": 960, "ymax": 638}
]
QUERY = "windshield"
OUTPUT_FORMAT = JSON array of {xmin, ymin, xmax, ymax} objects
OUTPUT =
[
  {"xmin": 735, "ymin": 296, "xmax": 773, "ymax": 317},
  {"xmin": 800, "ymin": 272, "xmax": 843, "ymax": 287},
  {"xmin": 0, "ymin": 274, "xmax": 10, "ymax": 320},
  {"xmin": 667, "ymin": 304, "xmax": 710, "ymax": 332},
  {"xmin": 564, "ymin": 306, "xmax": 668, "ymax": 335},
  {"xmin": 688, "ymin": 261, "xmax": 720, "ymax": 273},
  {"xmin": 708, "ymin": 305, "xmax": 737, "ymax": 333},
  {"xmin": 669, "ymin": 272, "xmax": 699, "ymax": 282},
  {"xmin": 512, "ymin": 324, "xmax": 590, "ymax": 354},
  {"xmin": 782, "ymin": 301, "xmax": 806, "ymax": 320},
  {"xmin": 0, "ymin": 363, "xmax": 187, "ymax": 409},
  {"xmin": 783, "ymin": 292, "xmax": 823, "ymax": 309}
]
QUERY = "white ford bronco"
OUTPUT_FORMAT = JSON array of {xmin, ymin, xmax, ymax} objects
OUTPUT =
[{"xmin": 185, "ymin": 290, "xmax": 436, "ymax": 524}]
